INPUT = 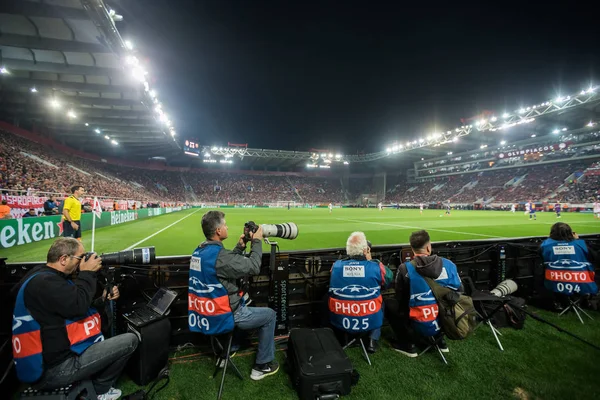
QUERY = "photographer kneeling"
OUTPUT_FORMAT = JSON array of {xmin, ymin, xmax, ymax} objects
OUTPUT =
[
  {"xmin": 12, "ymin": 238, "xmax": 138, "ymax": 400},
  {"xmin": 189, "ymin": 211, "xmax": 278, "ymax": 381}
]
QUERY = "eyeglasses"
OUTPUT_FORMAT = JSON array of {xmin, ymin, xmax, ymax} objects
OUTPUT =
[{"xmin": 67, "ymin": 255, "xmax": 84, "ymax": 261}]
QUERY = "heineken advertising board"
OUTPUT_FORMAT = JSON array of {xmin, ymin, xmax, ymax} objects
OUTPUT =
[{"xmin": 0, "ymin": 207, "xmax": 187, "ymax": 249}]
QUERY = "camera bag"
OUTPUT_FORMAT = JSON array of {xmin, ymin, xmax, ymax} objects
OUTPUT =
[{"xmin": 287, "ymin": 328, "xmax": 354, "ymax": 400}]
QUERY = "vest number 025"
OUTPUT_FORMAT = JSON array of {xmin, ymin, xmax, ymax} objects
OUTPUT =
[
  {"xmin": 342, "ymin": 317, "xmax": 369, "ymax": 331},
  {"xmin": 189, "ymin": 314, "xmax": 210, "ymax": 331}
]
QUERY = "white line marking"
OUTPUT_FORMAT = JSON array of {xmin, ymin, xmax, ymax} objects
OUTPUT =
[
  {"xmin": 125, "ymin": 209, "xmax": 201, "ymax": 250},
  {"xmin": 335, "ymin": 217, "xmax": 500, "ymax": 238}
]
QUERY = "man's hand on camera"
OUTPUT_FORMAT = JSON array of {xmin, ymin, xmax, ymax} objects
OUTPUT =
[
  {"xmin": 80, "ymin": 253, "xmax": 102, "ymax": 272},
  {"xmin": 251, "ymin": 225, "xmax": 263, "ymax": 241},
  {"xmin": 237, "ymin": 234, "xmax": 247, "ymax": 248},
  {"xmin": 102, "ymin": 286, "xmax": 120, "ymax": 301}
]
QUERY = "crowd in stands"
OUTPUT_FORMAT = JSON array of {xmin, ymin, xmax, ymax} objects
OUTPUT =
[
  {"xmin": 493, "ymin": 163, "xmax": 584, "ymax": 202},
  {"xmin": 0, "ymin": 130, "xmax": 346, "ymax": 205},
  {"xmin": 3, "ymin": 128, "xmax": 600, "ymax": 207},
  {"xmin": 557, "ymin": 174, "xmax": 600, "ymax": 203}
]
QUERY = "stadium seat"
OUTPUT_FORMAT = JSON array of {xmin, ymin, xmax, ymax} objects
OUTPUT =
[
  {"xmin": 559, "ymin": 296, "xmax": 594, "ymax": 324},
  {"xmin": 341, "ymin": 332, "xmax": 372, "ymax": 366},
  {"xmin": 210, "ymin": 331, "xmax": 243, "ymax": 400},
  {"xmin": 418, "ymin": 335, "xmax": 450, "ymax": 365}
]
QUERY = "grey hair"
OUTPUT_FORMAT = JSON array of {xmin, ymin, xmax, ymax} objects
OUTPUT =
[
  {"xmin": 47, "ymin": 237, "xmax": 82, "ymax": 263},
  {"xmin": 346, "ymin": 231, "xmax": 368, "ymax": 257},
  {"xmin": 201, "ymin": 210, "xmax": 225, "ymax": 239}
]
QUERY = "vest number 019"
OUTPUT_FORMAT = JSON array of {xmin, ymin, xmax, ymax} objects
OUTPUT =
[
  {"xmin": 342, "ymin": 317, "xmax": 369, "ymax": 331},
  {"xmin": 189, "ymin": 314, "xmax": 210, "ymax": 331}
]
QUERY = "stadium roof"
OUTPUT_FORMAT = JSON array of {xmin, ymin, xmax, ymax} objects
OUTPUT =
[
  {"xmin": 0, "ymin": 1, "xmax": 598, "ymax": 171},
  {"xmin": 0, "ymin": 0, "xmax": 180, "ymax": 158}
]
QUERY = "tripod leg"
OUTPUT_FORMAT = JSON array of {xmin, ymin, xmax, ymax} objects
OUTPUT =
[
  {"xmin": 343, "ymin": 338, "xmax": 357, "ymax": 350},
  {"xmin": 575, "ymin": 305, "xmax": 594, "ymax": 320},
  {"xmin": 435, "ymin": 345, "xmax": 448, "ymax": 365},
  {"xmin": 217, "ymin": 335, "xmax": 234, "ymax": 400},
  {"xmin": 359, "ymin": 339, "xmax": 372, "ymax": 366},
  {"xmin": 487, "ymin": 321, "xmax": 504, "ymax": 351},
  {"xmin": 572, "ymin": 305, "xmax": 585, "ymax": 324},
  {"xmin": 418, "ymin": 345, "xmax": 432, "ymax": 357},
  {"xmin": 558, "ymin": 305, "xmax": 572, "ymax": 316}
]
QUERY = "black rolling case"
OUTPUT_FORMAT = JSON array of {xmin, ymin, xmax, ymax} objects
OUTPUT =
[{"xmin": 287, "ymin": 328, "xmax": 354, "ymax": 400}]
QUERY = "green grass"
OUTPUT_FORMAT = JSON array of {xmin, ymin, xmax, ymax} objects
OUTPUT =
[
  {"xmin": 3, "ymin": 208, "xmax": 600, "ymax": 262},
  {"xmin": 115, "ymin": 308, "xmax": 600, "ymax": 400}
]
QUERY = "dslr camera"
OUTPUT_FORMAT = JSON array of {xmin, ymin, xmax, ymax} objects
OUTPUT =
[{"xmin": 243, "ymin": 221, "xmax": 299, "ymax": 243}]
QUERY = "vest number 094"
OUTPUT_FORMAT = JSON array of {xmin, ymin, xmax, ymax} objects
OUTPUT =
[
  {"xmin": 342, "ymin": 317, "xmax": 369, "ymax": 331},
  {"xmin": 556, "ymin": 283, "xmax": 581, "ymax": 293},
  {"xmin": 189, "ymin": 314, "xmax": 210, "ymax": 331}
]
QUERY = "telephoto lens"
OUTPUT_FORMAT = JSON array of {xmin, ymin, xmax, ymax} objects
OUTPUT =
[
  {"xmin": 490, "ymin": 279, "xmax": 518, "ymax": 297},
  {"xmin": 261, "ymin": 223, "xmax": 299, "ymax": 240},
  {"xmin": 100, "ymin": 247, "xmax": 156, "ymax": 265}
]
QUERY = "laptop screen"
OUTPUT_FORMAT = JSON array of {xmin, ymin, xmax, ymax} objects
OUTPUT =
[{"xmin": 147, "ymin": 288, "xmax": 177, "ymax": 315}]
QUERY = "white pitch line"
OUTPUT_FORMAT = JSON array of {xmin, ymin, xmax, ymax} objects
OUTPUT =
[
  {"xmin": 125, "ymin": 209, "xmax": 201, "ymax": 250},
  {"xmin": 335, "ymin": 217, "xmax": 500, "ymax": 238}
]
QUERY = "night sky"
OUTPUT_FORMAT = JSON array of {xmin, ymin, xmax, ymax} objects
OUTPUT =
[{"xmin": 115, "ymin": 1, "xmax": 600, "ymax": 154}]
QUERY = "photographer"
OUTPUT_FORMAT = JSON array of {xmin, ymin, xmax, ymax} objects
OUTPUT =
[
  {"xmin": 12, "ymin": 238, "xmax": 138, "ymax": 400},
  {"xmin": 539, "ymin": 222, "xmax": 599, "ymax": 310},
  {"xmin": 189, "ymin": 211, "xmax": 278, "ymax": 381},
  {"xmin": 384, "ymin": 230, "xmax": 462, "ymax": 357}
]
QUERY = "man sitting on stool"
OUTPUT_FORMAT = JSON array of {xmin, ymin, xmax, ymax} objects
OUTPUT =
[
  {"xmin": 11, "ymin": 238, "xmax": 138, "ymax": 400},
  {"xmin": 189, "ymin": 211, "xmax": 279, "ymax": 381},
  {"xmin": 384, "ymin": 230, "xmax": 462, "ymax": 357},
  {"xmin": 328, "ymin": 232, "xmax": 393, "ymax": 353}
]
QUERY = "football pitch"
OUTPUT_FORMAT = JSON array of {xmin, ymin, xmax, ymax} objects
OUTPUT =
[{"xmin": 3, "ymin": 207, "xmax": 600, "ymax": 263}]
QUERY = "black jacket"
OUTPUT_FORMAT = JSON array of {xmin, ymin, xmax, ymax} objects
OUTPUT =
[
  {"xmin": 394, "ymin": 255, "xmax": 463, "ymax": 314},
  {"xmin": 12, "ymin": 266, "xmax": 101, "ymax": 368}
]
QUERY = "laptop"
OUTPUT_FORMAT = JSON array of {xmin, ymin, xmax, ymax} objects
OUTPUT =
[{"xmin": 122, "ymin": 287, "xmax": 178, "ymax": 328}]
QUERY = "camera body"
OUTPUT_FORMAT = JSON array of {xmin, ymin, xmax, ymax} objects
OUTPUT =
[
  {"xmin": 243, "ymin": 221, "xmax": 299, "ymax": 242},
  {"xmin": 243, "ymin": 221, "xmax": 259, "ymax": 243}
]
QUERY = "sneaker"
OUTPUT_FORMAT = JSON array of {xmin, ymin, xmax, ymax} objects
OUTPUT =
[
  {"xmin": 98, "ymin": 387, "xmax": 122, "ymax": 400},
  {"xmin": 438, "ymin": 338, "xmax": 449, "ymax": 353},
  {"xmin": 392, "ymin": 341, "xmax": 418, "ymax": 358},
  {"xmin": 366, "ymin": 338, "xmax": 379, "ymax": 354},
  {"xmin": 250, "ymin": 360, "xmax": 280, "ymax": 381},
  {"xmin": 217, "ymin": 351, "xmax": 237, "ymax": 368}
]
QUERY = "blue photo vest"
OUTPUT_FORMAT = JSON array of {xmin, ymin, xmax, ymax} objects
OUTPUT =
[
  {"xmin": 188, "ymin": 244, "xmax": 235, "ymax": 335},
  {"xmin": 328, "ymin": 259, "xmax": 383, "ymax": 333},
  {"xmin": 540, "ymin": 238, "xmax": 598, "ymax": 295},
  {"xmin": 12, "ymin": 272, "xmax": 104, "ymax": 383},
  {"xmin": 406, "ymin": 260, "xmax": 461, "ymax": 337}
]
